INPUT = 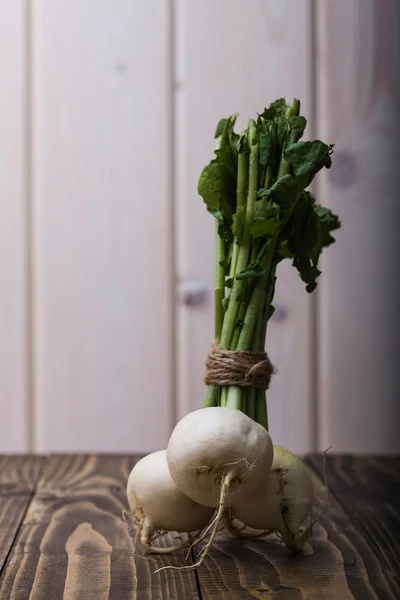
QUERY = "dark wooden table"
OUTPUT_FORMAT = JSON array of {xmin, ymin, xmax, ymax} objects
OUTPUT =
[{"xmin": 0, "ymin": 454, "xmax": 398, "ymax": 599}]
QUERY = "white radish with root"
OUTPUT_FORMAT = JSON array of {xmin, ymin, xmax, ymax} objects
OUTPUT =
[
  {"xmin": 126, "ymin": 450, "xmax": 214, "ymax": 554},
  {"xmin": 231, "ymin": 445, "xmax": 314, "ymax": 552},
  {"xmin": 162, "ymin": 406, "xmax": 274, "ymax": 570}
]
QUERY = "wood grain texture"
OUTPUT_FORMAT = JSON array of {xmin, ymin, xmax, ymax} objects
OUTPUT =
[
  {"xmin": 175, "ymin": 0, "xmax": 315, "ymax": 453},
  {"xmin": 0, "ymin": 456, "xmax": 44, "ymax": 573},
  {"xmin": 0, "ymin": 1, "xmax": 29, "ymax": 452},
  {"xmin": 316, "ymin": 0, "xmax": 400, "ymax": 452},
  {"xmin": 30, "ymin": 0, "xmax": 173, "ymax": 453},
  {"xmin": 0, "ymin": 455, "xmax": 199, "ymax": 600},
  {"xmin": 1, "ymin": 455, "xmax": 399, "ymax": 598},
  {"xmin": 308, "ymin": 455, "xmax": 400, "ymax": 597},
  {"xmin": 195, "ymin": 464, "xmax": 398, "ymax": 599}
]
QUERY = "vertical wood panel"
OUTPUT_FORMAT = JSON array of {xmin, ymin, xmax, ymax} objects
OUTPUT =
[
  {"xmin": 0, "ymin": 2, "xmax": 29, "ymax": 452},
  {"xmin": 31, "ymin": 0, "xmax": 173, "ymax": 452},
  {"xmin": 316, "ymin": 0, "xmax": 400, "ymax": 452},
  {"xmin": 175, "ymin": 0, "xmax": 315, "ymax": 452}
]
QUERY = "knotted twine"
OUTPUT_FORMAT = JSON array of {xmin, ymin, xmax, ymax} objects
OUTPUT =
[{"xmin": 204, "ymin": 341, "xmax": 276, "ymax": 390}]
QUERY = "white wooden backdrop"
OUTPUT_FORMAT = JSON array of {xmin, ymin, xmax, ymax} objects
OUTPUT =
[{"xmin": 0, "ymin": 0, "xmax": 398, "ymax": 454}]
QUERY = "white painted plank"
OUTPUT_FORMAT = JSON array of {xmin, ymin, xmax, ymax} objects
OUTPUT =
[
  {"xmin": 175, "ymin": 0, "xmax": 314, "ymax": 453},
  {"xmin": 316, "ymin": 0, "xmax": 400, "ymax": 453},
  {"xmin": 31, "ymin": 0, "xmax": 172, "ymax": 453},
  {"xmin": 0, "ymin": 2, "xmax": 29, "ymax": 452}
]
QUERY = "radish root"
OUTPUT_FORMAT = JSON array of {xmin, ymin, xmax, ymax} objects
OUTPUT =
[
  {"xmin": 138, "ymin": 520, "xmax": 190, "ymax": 555},
  {"xmin": 225, "ymin": 517, "xmax": 271, "ymax": 540},
  {"xmin": 154, "ymin": 472, "xmax": 233, "ymax": 573}
]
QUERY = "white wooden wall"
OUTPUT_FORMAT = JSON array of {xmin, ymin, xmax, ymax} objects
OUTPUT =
[
  {"xmin": 0, "ymin": 2, "xmax": 29, "ymax": 452},
  {"xmin": 316, "ymin": 0, "xmax": 400, "ymax": 453},
  {"xmin": 0, "ymin": 0, "xmax": 398, "ymax": 454}
]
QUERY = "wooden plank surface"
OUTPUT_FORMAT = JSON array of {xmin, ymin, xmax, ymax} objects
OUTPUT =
[
  {"xmin": 175, "ymin": 0, "xmax": 316, "ymax": 454},
  {"xmin": 1, "ymin": 455, "xmax": 398, "ymax": 598},
  {"xmin": 0, "ymin": 1, "xmax": 30, "ymax": 452},
  {"xmin": 0, "ymin": 457, "xmax": 44, "ymax": 573},
  {"xmin": 308, "ymin": 455, "xmax": 400, "ymax": 598},
  {"xmin": 316, "ymin": 0, "xmax": 400, "ymax": 453},
  {"xmin": 0, "ymin": 455, "xmax": 199, "ymax": 599},
  {"xmin": 30, "ymin": 0, "xmax": 174, "ymax": 453}
]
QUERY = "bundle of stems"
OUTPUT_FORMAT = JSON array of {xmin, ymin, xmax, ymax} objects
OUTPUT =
[{"xmin": 198, "ymin": 98, "xmax": 340, "ymax": 429}]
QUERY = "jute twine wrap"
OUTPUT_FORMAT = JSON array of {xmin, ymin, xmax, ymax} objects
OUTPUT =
[{"xmin": 204, "ymin": 341, "xmax": 276, "ymax": 390}]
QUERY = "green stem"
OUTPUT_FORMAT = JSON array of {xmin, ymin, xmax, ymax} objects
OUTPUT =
[
  {"xmin": 250, "ymin": 284, "xmax": 269, "ymax": 428},
  {"xmin": 246, "ymin": 388, "xmax": 256, "ymax": 420},
  {"xmin": 225, "ymin": 242, "xmax": 239, "ymax": 302},
  {"xmin": 262, "ymin": 266, "xmax": 277, "ymax": 341},
  {"xmin": 277, "ymin": 99, "xmax": 300, "ymax": 179},
  {"xmin": 226, "ymin": 386, "xmax": 242, "ymax": 410},
  {"xmin": 230, "ymin": 242, "xmax": 257, "ymax": 348},
  {"xmin": 229, "ymin": 243, "xmax": 239, "ymax": 279},
  {"xmin": 264, "ymin": 165, "xmax": 273, "ymax": 189},
  {"xmin": 220, "ymin": 387, "xmax": 228, "ymax": 407},
  {"xmin": 230, "ymin": 297, "xmax": 247, "ymax": 350},
  {"xmin": 204, "ymin": 384, "xmax": 219, "ymax": 407},
  {"xmin": 256, "ymin": 389, "xmax": 268, "ymax": 429},
  {"xmin": 214, "ymin": 225, "xmax": 225, "ymax": 340},
  {"xmin": 234, "ymin": 99, "xmax": 300, "ymax": 354},
  {"xmin": 236, "ymin": 236, "xmax": 277, "ymax": 351},
  {"xmin": 220, "ymin": 123, "xmax": 257, "ymax": 350}
]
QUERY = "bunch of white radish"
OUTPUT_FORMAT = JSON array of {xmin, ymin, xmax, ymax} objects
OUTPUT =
[
  {"xmin": 126, "ymin": 97, "xmax": 337, "ymax": 568},
  {"xmin": 126, "ymin": 407, "xmax": 314, "ymax": 568}
]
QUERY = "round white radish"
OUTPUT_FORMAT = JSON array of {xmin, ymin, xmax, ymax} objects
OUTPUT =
[
  {"xmin": 159, "ymin": 406, "xmax": 274, "ymax": 570},
  {"xmin": 167, "ymin": 407, "xmax": 274, "ymax": 508},
  {"xmin": 127, "ymin": 450, "xmax": 214, "ymax": 553},
  {"xmin": 232, "ymin": 445, "xmax": 313, "ymax": 552}
]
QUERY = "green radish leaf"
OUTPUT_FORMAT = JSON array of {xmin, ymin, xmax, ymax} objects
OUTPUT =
[
  {"xmin": 310, "ymin": 204, "xmax": 341, "ymax": 264},
  {"xmin": 279, "ymin": 239, "xmax": 295, "ymax": 258},
  {"xmin": 257, "ymin": 98, "xmax": 288, "ymax": 122},
  {"xmin": 293, "ymin": 250, "xmax": 322, "ymax": 293},
  {"xmin": 304, "ymin": 189, "xmax": 316, "ymax": 205},
  {"xmin": 249, "ymin": 217, "xmax": 281, "ymax": 237},
  {"xmin": 219, "ymin": 114, "xmax": 239, "ymax": 155},
  {"xmin": 215, "ymin": 147, "xmax": 236, "ymax": 177},
  {"xmin": 249, "ymin": 200, "xmax": 281, "ymax": 237},
  {"xmin": 304, "ymin": 206, "xmax": 321, "ymax": 258},
  {"xmin": 198, "ymin": 161, "xmax": 236, "ymax": 230},
  {"xmin": 238, "ymin": 132, "xmax": 249, "ymax": 154},
  {"xmin": 253, "ymin": 199, "xmax": 281, "ymax": 220},
  {"xmin": 259, "ymin": 174, "xmax": 301, "ymax": 212},
  {"xmin": 215, "ymin": 118, "xmax": 228, "ymax": 138},
  {"xmin": 288, "ymin": 115, "xmax": 307, "ymax": 143},
  {"xmin": 315, "ymin": 205, "xmax": 341, "ymax": 237},
  {"xmin": 236, "ymin": 262, "xmax": 266, "ymax": 281},
  {"xmin": 275, "ymin": 115, "xmax": 290, "ymax": 148},
  {"xmin": 198, "ymin": 162, "xmax": 229, "ymax": 213},
  {"xmin": 259, "ymin": 129, "xmax": 275, "ymax": 166},
  {"xmin": 217, "ymin": 220, "xmax": 233, "ymax": 242},
  {"xmin": 257, "ymin": 121, "xmax": 278, "ymax": 186},
  {"xmin": 232, "ymin": 204, "xmax": 246, "ymax": 240},
  {"xmin": 284, "ymin": 140, "xmax": 333, "ymax": 186}
]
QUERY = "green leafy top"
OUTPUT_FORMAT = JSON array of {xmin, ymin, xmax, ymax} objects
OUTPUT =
[{"xmin": 197, "ymin": 97, "xmax": 340, "ymax": 293}]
